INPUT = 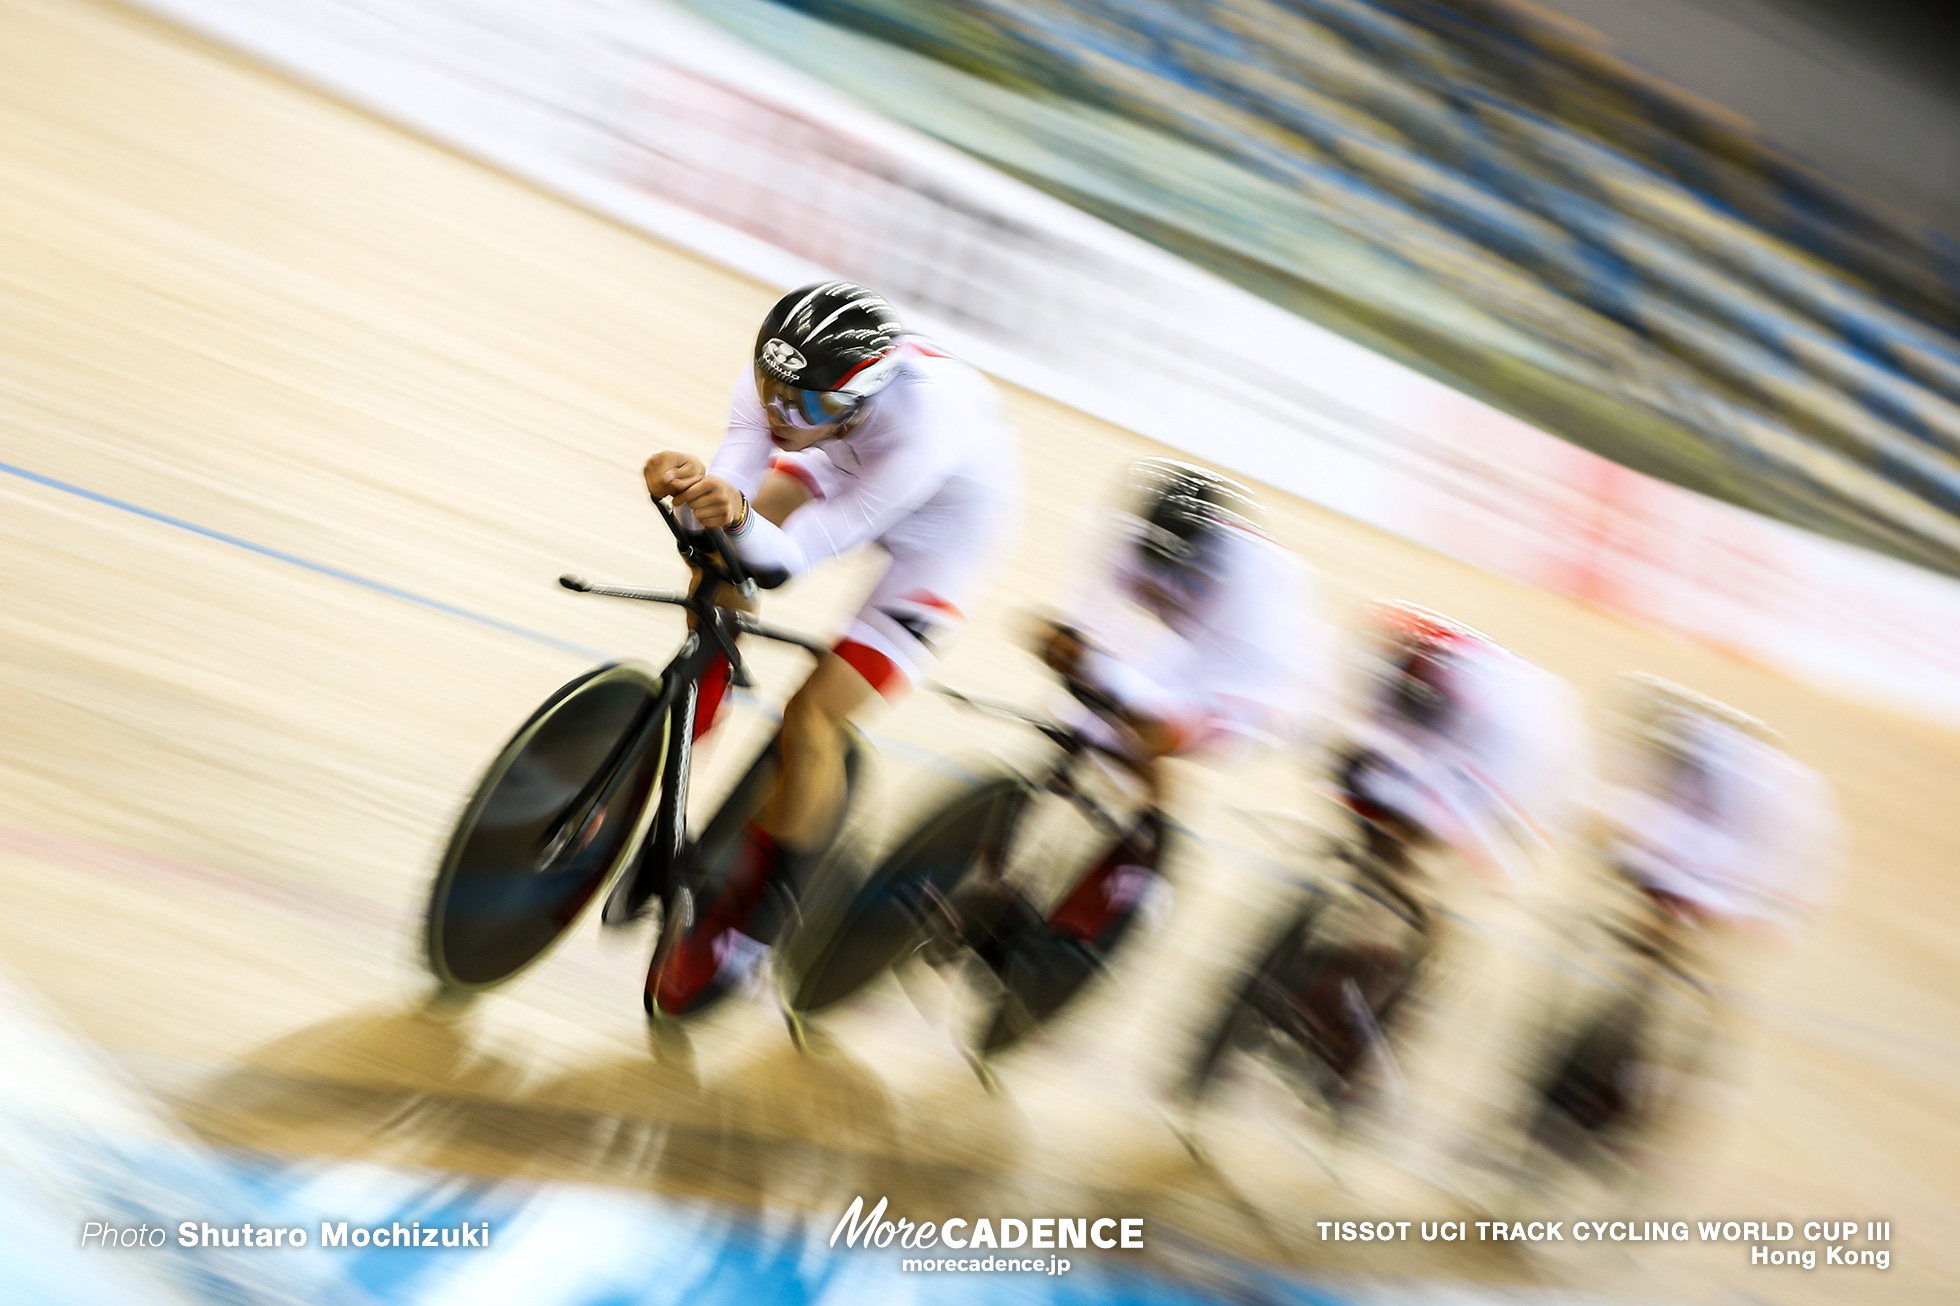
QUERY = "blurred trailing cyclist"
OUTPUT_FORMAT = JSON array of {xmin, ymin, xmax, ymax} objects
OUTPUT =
[
  {"xmin": 1040, "ymin": 459, "xmax": 1328, "ymax": 767},
  {"xmin": 1599, "ymin": 674, "xmax": 1838, "ymax": 934},
  {"xmin": 1511, "ymin": 678, "xmax": 1838, "ymax": 1160},
  {"xmin": 1172, "ymin": 604, "xmax": 1580, "ymax": 1111},
  {"xmin": 1337, "ymin": 602, "xmax": 1587, "ymax": 888},
  {"xmin": 641, "ymin": 280, "xmax": 1020, "ymax": 1012},
  {"xmin": 1030, "ymin": 458, "xmax": 1331, "ymax": 942}
]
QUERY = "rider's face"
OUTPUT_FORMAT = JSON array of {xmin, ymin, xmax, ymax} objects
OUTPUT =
[
  {"xmin": 765, "ymin": 416, "xmax": 843, "ymax": 452},
  {"xmin": 1134, "ymin": 565, "xmax": 1184, "ymax": 616},
  {"xmin": 1656, "ymin": 745, "xmax": 1721, "ymax": 819},
  {"xmin": 757, "ymin": 369, "xmax": 861, "ymax": 450},
  {"xmin": 1134, "ymin": 548, "xmax": 1203, "ymax": 615}
]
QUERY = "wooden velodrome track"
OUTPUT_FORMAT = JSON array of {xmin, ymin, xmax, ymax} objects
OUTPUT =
[{"xmin": 1, "ymin": 0, "xmax": 1955, "ymax": 1300}]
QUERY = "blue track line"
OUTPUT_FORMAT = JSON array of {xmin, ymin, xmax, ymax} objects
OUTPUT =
[{"xmin": 0, "ymin": 459, "xmax": 609, "ymax": 660}]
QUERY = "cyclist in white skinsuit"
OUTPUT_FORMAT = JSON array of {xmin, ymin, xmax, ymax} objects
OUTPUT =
[
  {"xmin": 1339, "ymin": 601, "xmax": 1586, "ymax": 888},
  {"xmin": 1044, "ymin": 459, "xmax": 1328, "ymax": 766},
  {"xmin": 712, "ymin": 337, "xmax": 1018, "ymax": 692},
  {"xmin": 1600, "ymin": 675, "xmax": 1837, "ymax": 931},
  {"xmin": 641, "ymin": 281, "xmax": 1018, "ymax": 1013},
  {"xmin": 1027, "ymin": 460, "xmax": 1329, "ymax": 950}
]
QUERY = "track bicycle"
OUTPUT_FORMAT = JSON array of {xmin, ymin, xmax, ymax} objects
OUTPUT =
[
  {"xmin": 782, "ymin": 679, "xmax": 1170, "ymax": 1057},
  {"xmin": 1516, "ymin": 868, "xmax": 1721, "ymax": 1185},
  {"xmin": 1179, "ymin": 788, "xmax": 1436, "ymax": 1120},
  {"xmin": 422, "ymin": 498, "xmax": 852, "ymax": 1019}
]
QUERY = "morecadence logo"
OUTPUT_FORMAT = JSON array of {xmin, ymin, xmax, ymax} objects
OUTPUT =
[{"xmin": 830, "ymin": 1195, "xmax": 1143, "ymax": 1274}]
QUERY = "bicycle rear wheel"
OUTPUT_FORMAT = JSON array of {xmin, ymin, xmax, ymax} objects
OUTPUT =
[
  {"xmin": 425, "ymin": 662, "xmax": 668, "ymax": 992},
  {"xmin": 785, "ymin": 774, "xmax": 1026, "ymax": 1015}
]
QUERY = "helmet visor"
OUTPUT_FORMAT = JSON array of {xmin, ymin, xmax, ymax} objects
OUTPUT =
[
  {"xmin": 755, "ymin": 371, "xmax": 859, "ymax": 431},
  {"xmin": 1390, "ymin": 650, "xmax": 1453, "ymax": 730},
  {"xmin": 1137, "ymin": 518, "xmax": 1201, "ymax": 570},
  {"xmin": 1135, "ymin": 489, "xmax": 1216, "ymax": 572}
]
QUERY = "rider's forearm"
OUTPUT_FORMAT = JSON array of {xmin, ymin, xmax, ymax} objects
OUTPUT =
[
  {"xmin": 1083, "ymin": 651, "xmax": 1188, "ymax": 724},
  {"xmin": 723, "ymin": 507, "xmax": 812, "ymax": 578}
]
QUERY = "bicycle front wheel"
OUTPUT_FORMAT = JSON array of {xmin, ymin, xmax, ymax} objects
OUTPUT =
[
  {"xmin": 785, "ymin": 774, "xmax": 1026, "ymax": 1015},
  {"xmin": 426, "ymin": 662, "xmax": 668, "ymax": 993}
]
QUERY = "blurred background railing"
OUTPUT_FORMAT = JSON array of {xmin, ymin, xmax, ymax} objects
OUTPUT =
[{"xmin": 685, "ymin": 0, "xmax": 1960, "ymax": 576}]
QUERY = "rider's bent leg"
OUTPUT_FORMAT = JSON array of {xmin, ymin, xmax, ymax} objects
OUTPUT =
[
  {"xmin": 1047, "ymin": 807, "xmax": 1168, "ymax": 951},
  {"xmin": 746, "ymin": 464, "xmax": 849, "ymax": 833},
  {"xmin": 760, "ymin": 650, "xmax": 880, "ymax": 853},
  {"xmin": 652, "ymin": 654, "xmax": 877, "ymax": 1015}
]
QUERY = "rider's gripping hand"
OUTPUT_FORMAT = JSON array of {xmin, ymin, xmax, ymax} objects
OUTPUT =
[
  {"xmin": 1034, "ymin": 619, "xmax": 1089, "ymax": 678},
  {"xmin": 643, "ymin": 453, "xmax": 747, "ymax": 530},
  {"xmin": 676, "ymin": 475, "xmax": 747, "ymax": 530},
  {"xmin": 643, "ymin": 451, "xmax": 706, "ymax": 499}
]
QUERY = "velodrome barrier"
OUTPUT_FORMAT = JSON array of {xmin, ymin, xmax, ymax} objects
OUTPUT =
[{"xmin": 125, "ymin": 0, "xmax": 1960, "ymax": 726}]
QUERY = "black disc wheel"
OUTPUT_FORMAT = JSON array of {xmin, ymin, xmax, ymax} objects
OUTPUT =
[
  {"xmin": 977, "ymin": 937, "xmax": 1101, "ymax": 1055},
  {"xmin": 1529, "ymin": 964, "xmax": 1717, "ymax": 1168},
  {"xmin": 426, "ymin": 662, "xmax": 668, "ymax": 992},
  {"xmin": 785, "ymin": 774, "xmax": 1026, "ymax": 1015}
]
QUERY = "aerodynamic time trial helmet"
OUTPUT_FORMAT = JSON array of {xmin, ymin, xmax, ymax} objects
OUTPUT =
[
  {"xmin": 753, "ymin": 281, "xmax": 904, "ymax": 430},
  {"xmin": 1129, "ymin": 458, "xmax": 1256, "ymax": 569},
  {"xmin": 1364, "ymin": 601, "xmax": 1482, "ymax": 733}
]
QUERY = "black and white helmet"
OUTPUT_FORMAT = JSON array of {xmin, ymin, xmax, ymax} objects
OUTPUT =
[
  {"xmin": 1129, "ymin": 458, "xmax": 1256, "ymax": 568},
  {"xmin": 753, "ymin": 281, "xmax": 904, "ymax": 429}
]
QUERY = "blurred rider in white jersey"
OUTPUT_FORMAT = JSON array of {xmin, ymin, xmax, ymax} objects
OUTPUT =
[
  {"xmin": 641, "ymin": 280, "xmax": 1019, "ymax": 1013},
  {"xmin": 1040, "ymin": 458, "xmax": 1327, "ymax": 769},
  {"xmin": 1599, "ymin": 674, "xmax": 1838, "ymax": 933},
  {"xmin": 1337, "ymin": 601, "xmax": 1587, "ymax": 888},
  {"xmin": 1027, "ymin": 459, "xmax": 1331, "ymax": 946}
]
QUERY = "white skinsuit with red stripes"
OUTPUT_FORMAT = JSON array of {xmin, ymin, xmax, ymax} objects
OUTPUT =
[{"xmin": 709, "ymin": 338, "xmax": 1021, "ymax": 696}]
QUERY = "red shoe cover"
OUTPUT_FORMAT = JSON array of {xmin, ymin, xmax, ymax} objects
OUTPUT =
[
  {"xmin": 1050, "ymin": 820, "xmax": 1161, "ymax": 945},
  {"xmin": 652, "ymin": 825, "xmax": 779, "ymax": 1011}
]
